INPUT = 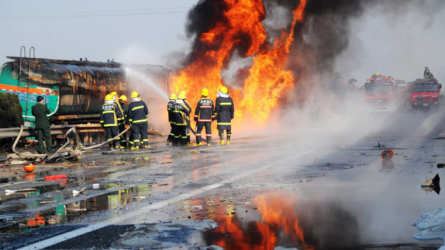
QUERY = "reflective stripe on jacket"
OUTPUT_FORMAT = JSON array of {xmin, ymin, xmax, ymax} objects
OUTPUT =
[
  {"xmin": 194, "ymin": 98, "xmax": 215, "ymax": 122},
  {"xmin": 215, "ymin": 96, "xmax": 234, "ymax": 127},
  {"xmin": 127, "ymin": 100, "xmax": 149, "ymax": 123},
  {"xmin": 100, "ymin": 104, "xmax": 122, "ymax": 127}
]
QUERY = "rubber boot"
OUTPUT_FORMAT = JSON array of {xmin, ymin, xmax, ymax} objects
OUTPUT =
[
  {"xmin": 195, "ymin": 142, "xmax": 202, "ymax": 147},
  {"xmin": 227, "ymin": 140, "xmax": 230, "ymax": 146},
  {"xmin": 219, "ymin": 139, "xmax": 225, "ymax": 145}
]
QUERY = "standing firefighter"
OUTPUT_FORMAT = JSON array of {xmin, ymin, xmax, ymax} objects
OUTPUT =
[
  {"xmin": 118, "ymin": 95, "xmax": 128, "ymax": 148},
  {"xmin": 215, "ymin": 86, "xmax": 234, "ymax": 145},
  {"xmin": 167, "ymin": 93, "xmax": 177, "ymax": 145},
  {"xmin": 173, "ymin": 97, "xmax": 190, "ymax": 145},
  {"xmin": 127, "ymin": 91, "xmax": 149, "ymax": 150},
  {"xmin": 179, "ymin": 90, "xmax": 192, "ymax": 145},
  {"xmin": 100, "ymin": 94, "xmax": 123, "ymax": 150},
  {"xmin": 32, "ymin": 96, "xmax": 53, "ymax": 154},
  {"xmin": 194, "ymin": 87, "xmax": 214, "ymax": 146},
  {"xmin": 424, "ymin": 66, "xmax": 434, "ymax": 78}
]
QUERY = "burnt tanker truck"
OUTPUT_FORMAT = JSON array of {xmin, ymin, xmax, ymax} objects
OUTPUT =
[{"xmin": 0, "ymin": 50, "xmax": 171, "ymax": 128}]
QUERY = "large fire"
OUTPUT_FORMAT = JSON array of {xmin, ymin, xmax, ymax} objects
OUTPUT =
[{"xmin": 172, "ymin": 0, "xmax": 307, "ymax": 126}]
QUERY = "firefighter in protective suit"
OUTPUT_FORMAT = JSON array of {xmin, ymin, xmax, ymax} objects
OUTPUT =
[
  {"xmin": 118, "ymin": 95, "xmax": 128, "ymax": 148},
  {"xmin": 173, "ymin": 97, "xmax": 190, "ymax": 145},
  {"xmin": 215, "ymin": 86, "xmax": 234, "ymax": 145},
  {"xmin": 194, "ymin": 87, "xmax": 214, "ymax": 146},
  {"xmin": 127, "ymin": 91, "xmax": 149, "ymax": 150},
  {"xmin": 167, "ymin": 93, "xmax": 177, "ymax": 145},
  {"xmin": 424, "ymin": 66, "xmax": 434, "ymax": 78},
  {"xmin": 100, "ymin": 94, "xmax": 123, "ymax": 150},
  {"xmin": 178, "ymin": 90, "xmax": 192, "ymax": 145}
]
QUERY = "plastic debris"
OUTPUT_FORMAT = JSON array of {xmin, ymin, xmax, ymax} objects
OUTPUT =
[
  {"xmin": 421, "ymin": 174, "xmax": 440, "ymax": 187},
  {"xmin": 300, "ymin": 179, "xmax": 313, "ymax": 183},
  {"xmin": 381, "ymin": 149, "xmax": 394, "ymax": 160},
  {"xmin": 93, "ymin": 183, "xmax": 100, "ymax": 189},
  {"xmin": 45, "ymin": 174, "xmax": 67, "ymax": 181},
  {"xmin": 134, "ymin": 196, "xmax": 146, "ymax": 200},
  {"xmin": 438, "ymin": 163, "xmax": 445, "ymax": 169},
  {"xmin": 73, "ymin": 187, "xmax": 86, "ymax": 197},
  {"xmin": 5, "ymin": 188, "xmax": 36, "ymax": 194}
]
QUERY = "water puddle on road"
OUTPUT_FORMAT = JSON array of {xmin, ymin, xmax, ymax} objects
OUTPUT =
[{"xmin": 0, "ymin": 183, "xmax": 153, "ymax": 234}]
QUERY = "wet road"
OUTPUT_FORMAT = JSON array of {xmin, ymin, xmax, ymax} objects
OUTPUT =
[{"xmin": 2, "ymin": 111, "xmax": 445, "ymax": 249}]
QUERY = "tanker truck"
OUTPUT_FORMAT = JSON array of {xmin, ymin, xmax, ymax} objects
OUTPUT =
[{"xmin": 0, "ymin": 53, "xmax": 171, "ymax": 128}]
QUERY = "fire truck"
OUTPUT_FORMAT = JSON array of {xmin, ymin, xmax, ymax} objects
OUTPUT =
[
  {"xmin": 405, "ymin": 78, "xmax": 442, "ymax": 109},
  {"xmin": 364, "ymin": 74, "xmax": 407, "ymax": 112}
]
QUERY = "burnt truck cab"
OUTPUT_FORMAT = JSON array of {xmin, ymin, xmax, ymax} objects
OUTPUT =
[
  {"xmin": 364, "ymin": 75, "xmax": 400, "ymax": 112},
  {"xmin": 407, "ymin": 78, "xmax": 442, "ymax": 109}
]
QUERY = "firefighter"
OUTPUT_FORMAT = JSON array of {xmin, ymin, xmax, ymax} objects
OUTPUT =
[
  {"xmin": 127, "ymin": 91, "xmax": 149, "ymax": 150},
  {"xmin": 118, "ymin": 95, "xmax": 128, "ymax": 148},
  {"xmin": 424, "ymin": 66, "xmax": 434, "ymax": 78},
  {"xmin": 194, "ymin": 87, "xmax": 214, "ymax": 146},
  {"xmin": 100, "ymin": 94, "xmax": 123, "ymax": 150},
  {"xmin": 167, "ymin": 93, "xmax": 177, "ymax": 145},
  {"xmin": 215, "ymin": 86, "xmax": 234, "ymax": 145},
  {"xmin": 173, "ymin": 96, "xmax": 190, "ymax": 145},
  {"xmin": 178, "ymin": 90, "xmax": 192, "ymax": 145}
]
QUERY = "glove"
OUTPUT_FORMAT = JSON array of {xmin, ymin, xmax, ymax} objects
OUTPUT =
[{"xmin": 194, "ymin": 117, "xmax": 198, "ymax": 122}]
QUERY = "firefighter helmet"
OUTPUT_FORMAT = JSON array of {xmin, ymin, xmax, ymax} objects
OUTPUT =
[
  {"xmin": 219, "ymin": 86, "xmax": 228, "ymax": 94},
  {"xmin": 110, "ymin": 91, "xmax": 118, "ymax": 96},
  {"xmin": 201, "ymin": 88, "xmax": 209, "ymax": 97},
  {"xmin": 130, "ymin": 91, "xmax": 139, "ymax": 98},
  {"xmin": 119, "ymin": 95, "xmax": 127, "ymax": 102},
  {"xmin": 105, "ymin": 94, "xmax": 114, "ymax": 101},
  {"xmin": 179, "ymin": 90, "xmax": 187, "ymax": 99},
  {"xmin": 375, "ymin": 73, "xmax": 380, "ymax": 76},
  {"xmin": 169, "ymin": 93, "xmax": 177, "ymax": 100}
]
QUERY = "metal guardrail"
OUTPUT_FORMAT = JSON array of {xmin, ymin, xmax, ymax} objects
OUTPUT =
[{"xmin": 0, "ymin": 124, "xmax": 163, "ymax": 139}]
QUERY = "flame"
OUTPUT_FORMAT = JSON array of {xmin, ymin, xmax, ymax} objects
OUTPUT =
[
  {"xmin": 212, "ymin": 193, "xmax": 314, "ymax": 250},
  {"xmin": 171, "ymin": 0, "xmax": 307, "ymax": 127},
  {"xmin": 172, "ymin": 0, "xmax": 267, "ymax": 108},
  {"xmin": 240, "ymin": 0, "xmax": 307, "ymax": 123}
]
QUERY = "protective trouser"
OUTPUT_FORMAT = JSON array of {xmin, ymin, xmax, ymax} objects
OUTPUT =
[
  {"xmin": 219, "ymin": 129, "xmax": 232, "ymax": 141},
  {"xmin": 36, "ymin": 128, "xmax": 53, "ymax": 154},
  {"xmin": 105, "ymin": 126, "xmax": 120, "ymax": 149},
  {"xmin": 175, "ymin": 125, "xmax": 188, "ymax": 145},
  {"xmin": 167, "ymin": 123, "xmax": 176, "ymax": 144},
  {"xmin": 186, "ymin": 117, "xmax": 191, "ymax": 145},
  {"xmin": 130, "ymin": 122, "xmax": 148, "ymax": 147},
  {"xmin": 196, "ymin": 122, "xmax": 212, "ymax": 144},
  {"xmin": 119, "ymin": 123, "xmax": 127, "ymax": 148}
]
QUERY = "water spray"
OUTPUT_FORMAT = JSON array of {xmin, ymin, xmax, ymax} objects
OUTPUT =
[{"xmin": 124, "ymin": 67, "xmax": 169, "ymax": 101}]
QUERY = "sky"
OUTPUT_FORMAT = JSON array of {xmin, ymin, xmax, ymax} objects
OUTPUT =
[{"xmin": 0, "ymin": 0, "xmax": 196, "ymax": 66}]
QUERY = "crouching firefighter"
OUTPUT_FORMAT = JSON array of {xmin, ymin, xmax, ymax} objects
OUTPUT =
[
  {"xmin": 215, "ymin": 86, "xmax": 234, "ymax": 145},
  {"xmin": 167, "ymin": 93, "xmax": 177, "ymax": 145},
  {"xmin": 173, "ymin": 97, "xmax": 190, "ymax": 145},
  {"xmin": 128, "ymin": 91, "xmax": 149, "ymax": 150},
  {"xmin": 100, "ymin": 94, "xmax": 123, "ymax": 150},
  {"xmin": 195, "ymin": 87, "xmax": 214, "ymax": 146}
]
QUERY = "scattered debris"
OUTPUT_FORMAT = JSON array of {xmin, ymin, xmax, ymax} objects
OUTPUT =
[
  {"xmin": 93, "ymin": 183, "xmax": 100, "ymax": 189},
  {"xmin": 300, "ymin": 179, "xmax": 313, "ymax": 183},
  {"xmin": 421, "ymin": 174, "xmax": 440, "ymax": 188},
  {"xmin": 375, "ymin": 141, "xmax": 386, "ymax": 149},
  {"xmin": 45, "ymin": 174, "xmax": 67, "ymax": 181},
  {"xmin": 134, "ymin": 196, "xmax": 146, "ymax": 200},
  {"xmin": 155, "ymin": 183, "xmax": 169, "ymax": 186},
  {"xmin": 23, "ymin": 164, "xmax": 35, "ymax": 173},
  {"xmin": 438, "ymin": 163, "xmax": 445, "ymax": 169},
  {"xmin": 111, "ymin": 161, "xmax": 127, "ymax": 166},
  {"xmin": 191, "ymin": 150, "xmax": 198, "ymax": 154},
  {"xmin": 381, "ymin": 149, "xmax": 394, "ymax": 160},
  {"xmin": 73, "ymin": 187, "xmax": 86, "ymax": 197},
  {"xmin": 5, "ymin": 188, "xmax": 36, "ymax": 194}
]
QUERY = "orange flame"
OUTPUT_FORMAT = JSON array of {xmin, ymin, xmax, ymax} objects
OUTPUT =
[
  {"xmin": 172, "ymin": 0, "xmax": 267, "ymax": 107},
  {"xmin": 172, "ymin": 0, "xmax": 307, "ymax": 127}
]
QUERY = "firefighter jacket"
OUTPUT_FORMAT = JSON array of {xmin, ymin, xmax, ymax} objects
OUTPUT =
[
  {"xmin": 127, "ymin": 99, "xmax": 149, "ymax": 124},
  {"xmin": 100, "ymin": 101, "xmax": 123, "ymax": 127},
  {"xmin": 114, "ymin": 100, "xmax": 125, "ymax": 124},
  {"xmin": 167, "ymin": 99, "xmax": 176, "ymax": 124},
  {"xmin": 215, "ymin": 92, "xmax": 234, "ymax": 127},
  {"xmin": 194, "ymin": 97, "xmax": 215, "ymax": 122},
  {"xmin": 183, "ymin": 100, "xmax": 192, "ymax": 116},
  {"xmin": 424, "ymin": 68, "xmax": 434, "ymax": 78},
  {"xmin": 173, "ymin": 99, "xmax": 190, "ymax": 126}
]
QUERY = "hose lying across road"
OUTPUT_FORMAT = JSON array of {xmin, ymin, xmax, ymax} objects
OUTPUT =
[{"xmin": 11, "ymin": 125, "xmax": 132, "ymax": 160}]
